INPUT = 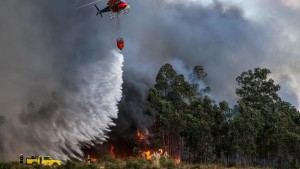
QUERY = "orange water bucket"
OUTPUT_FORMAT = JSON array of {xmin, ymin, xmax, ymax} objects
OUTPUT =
[{"xmin": 117, "ymin": 38, "xmax": 124, "ymax": 50}]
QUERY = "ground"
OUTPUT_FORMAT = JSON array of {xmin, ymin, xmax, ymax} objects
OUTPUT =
[{"xmin": 0, "ymin": 157, "xmax": 272, "ymax": 169}]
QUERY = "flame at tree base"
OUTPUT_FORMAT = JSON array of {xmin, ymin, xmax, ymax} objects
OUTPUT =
[
  {"xmin": 91, "ymin": 129, "xmax": 182, "ymax": 164},
  {"xmin": 175, "ymin": 157, "xmax": 181, "ymax": 164},
  {"xmin": 144, "ymin": 151, "xmax": 151, "ymax": 160},
  {"xmin": 110, "ymin": 145, "xmax": 116, "ymax": 158}
]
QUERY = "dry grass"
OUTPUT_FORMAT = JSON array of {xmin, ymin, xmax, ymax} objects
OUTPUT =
[
  {"xmin": 0, "ymin": 161, "xmax": 273, "ymax": 169},
  {"xmin": 176, "ymin": 164, "xmax": 272, "ymax": 169}
]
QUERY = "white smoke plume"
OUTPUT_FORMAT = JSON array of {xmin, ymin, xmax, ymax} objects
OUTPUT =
[{"xmin": 0, "ymin": 51, "xmax": 124, "ymax": 161}]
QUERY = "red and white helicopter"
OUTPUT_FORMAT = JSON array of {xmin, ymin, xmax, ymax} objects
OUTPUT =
[
  {"xmin": 78, "ymin": 0, "xmax": 130, "ymax": 50},
  {"xmin": 78, "ymin": 0, "xmax": 130, "ymax": 19}
]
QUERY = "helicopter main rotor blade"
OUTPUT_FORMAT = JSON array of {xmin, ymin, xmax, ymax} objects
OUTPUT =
[{"xmin": 77, "ymin": 0, "xmax": 104, "ymax": 9}]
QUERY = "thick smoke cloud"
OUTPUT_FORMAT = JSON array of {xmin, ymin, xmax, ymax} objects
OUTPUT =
[
  {"xmin": 108, "ymin": 0, "xmax": 300, "ymax": 146},
  {"xmin": 123, "ymin": 0, "xmax": 300, "ymax": 105},
  {"xmin": 121, "ymin": 0, "xmax": 269, "ymax": 105},
  {"xmin": 0, "ymin": 0, "xmax": 299, "ymax": 161},
  {"xmin": 116, "ymin": 0, "xmax": 262, "ymax": 124},
  {"xmin": 0, "ymin": 0, "xmax": 124, "ymax": 161}
]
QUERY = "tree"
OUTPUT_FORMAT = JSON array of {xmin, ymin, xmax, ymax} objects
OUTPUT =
[
  {"xmin": 189, "ymin": 65, "xmax": 210, "ymax": 98},
  {"xmin": 235, "ymin": 67, "xmax": 300, "ymax": 168},
  {"xmin": 231, "ymin": 102, "xmax": 262, "ymax": 166},
  {"xmin": 154, "ymin": 63, "xmax": 177, "ymax": 97},
  {"xmin": 212, "ymin": 101, "xmax": 231, "ymax": 163},
  {"xmin": 150, "ymin": 64, "xmax": 215, "ymax": 160},
  {"xmin": 236, "ymin": 68, "xmax": 280, "ymax": 108}
]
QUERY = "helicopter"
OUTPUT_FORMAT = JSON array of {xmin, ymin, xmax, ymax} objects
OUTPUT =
[
  {"xmin": 77, "ymin": 0, "xmax": 130, "ymax": 50},
  {"xmin": 78, "ymin": 0, "xmax": 130, "ymax": 19}
]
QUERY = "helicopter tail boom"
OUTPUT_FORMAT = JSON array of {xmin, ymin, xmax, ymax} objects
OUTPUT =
[{"xmin": 95, "ymin": 5, "xmax": 111, "ymax": 18}]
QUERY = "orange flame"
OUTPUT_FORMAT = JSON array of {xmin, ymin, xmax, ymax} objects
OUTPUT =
[
  {"xmin": 91, "ymin": 158, "xmax": 97, "ymax": 163},
  {"xmin": 144, "ymin": 151, "xmax": 151, "ymax": 160},
  {"xmin": 110, "ymin": 145, "xmax": 116, "ymax": 158},
  {"xmin": 158, "ymin": 149, "xmax": 163, "ymax": 155},
  {"xmin": 141, "ymin": 149, "xmax": 163, "ymax": 160},
  {"xmin": 175, "ymin": 157, "xmax": 181, "ymax": 164},
  {"xmin": 137, "ymin": 130, "xmax": 145, "ymax": 143}
]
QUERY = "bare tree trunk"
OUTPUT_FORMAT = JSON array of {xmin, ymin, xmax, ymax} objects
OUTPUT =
[
  {"xmin": 268, "ymin": 152, "xmax": 271, "ymax": 168},
  {"xmin": 179, "ymin": 137, "xmax": 182, "ymax": 162},
  {"xmin": 162, "ymin": 131, "xmax": 165, "ymax": 152},
  {"xmin": 170, "ymin": 134, "xmax": 173, "ymax": 158},
  {"xmin": 188, "ymin": 147, "xmax": 191, "ymax": 163},
  {"xmin": 205, "ymin": 142, "xmax": 208, "ymax": 164},
  {"xmin": 167, "ymin": 134, "xmax": 170, "ymax": 156}
]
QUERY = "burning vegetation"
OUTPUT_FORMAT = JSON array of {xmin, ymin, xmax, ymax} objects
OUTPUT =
[
  {"xmin": 104, "ymin": 129, "xmax": 168, "ymax": 162},
  {"xmin": 81, "ymin": 64, "xmax": 300, "ymax": 169},
  {"xmin": 137, "ymin": 130, "xmax": 145, "ymax": 143},
  {"xmin": 110, "ymin": 145, "xmax": 116, "ymax": 158}
]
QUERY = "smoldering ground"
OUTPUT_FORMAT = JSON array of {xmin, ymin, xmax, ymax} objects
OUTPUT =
[{"xmin": 0, "ymin": 0, "xmax": 299, "ymax": 161}]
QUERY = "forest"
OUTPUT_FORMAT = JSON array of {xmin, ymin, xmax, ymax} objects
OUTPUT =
[
  {"xmin": 146, "ymin": 63, "xmax": 300, "ymax": 168},
  {"xmin": 2, "ymin": 64, "xmax": 300, "ymax": 169}
]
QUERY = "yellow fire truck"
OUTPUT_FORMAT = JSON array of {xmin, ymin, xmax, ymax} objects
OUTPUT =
[{"xmin": 26, "ymin": 155, "xmax": 61, "ymax": 167}]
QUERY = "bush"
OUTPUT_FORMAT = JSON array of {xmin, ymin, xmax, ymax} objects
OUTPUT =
[
  {"xmin": 34, "ymin": 165, "xmax": 51, "ymax": 169},
  {"xmin": 58, "ymin": 160, "xmax": 76, "ymax": 169},
  {"xmin": 0, "ymin": 162, "xmax": 31, "ymax": 169},
  {"xmin": 125, "ymin": 158, "xmax": 147, "ymax": 169},
  {"xmin": 190, "ymin": 165, "xmax": 201, "ymax": 169},
  {"xmin": 105, "ymin": 162, "xmax": 123, "ymax": 169},
  {"xmin": 75, "ymin": 164, "xmax": 98, "ymax": 169},
  {"xmin": 102, "ymin": 155, "xmax": 118, "ymax": 163},
  {"xmin": 57, "ymin": 161, "xmax": 98, "ymax": 169},
  {"xmin": 160, "ymin": 157, "xmax": 176, "ymax": 169}
]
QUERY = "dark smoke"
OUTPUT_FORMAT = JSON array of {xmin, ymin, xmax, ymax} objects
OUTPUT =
[
  {"xmin": 0, "ymin": 0, "xmax": 299, "ymax": 161},
  {"xmin": 103, "ymin": 0, "xmax": 299, "ymax": 154},
  {"xmin": 0, "ymin": 0, "xmax": 124, "ymax": 161}
]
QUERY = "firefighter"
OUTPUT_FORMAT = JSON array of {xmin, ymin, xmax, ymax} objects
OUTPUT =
[
  {"xmin": 19, "ymin": 154, "xmax": 24, "ymax": 164},
  {"xmin": 26, "ymin": 156, "xmax": 29, "ymax": 164},
  {"xmin": 86, "ymin": 155, "xmax": 91, "ymax": 164}
]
